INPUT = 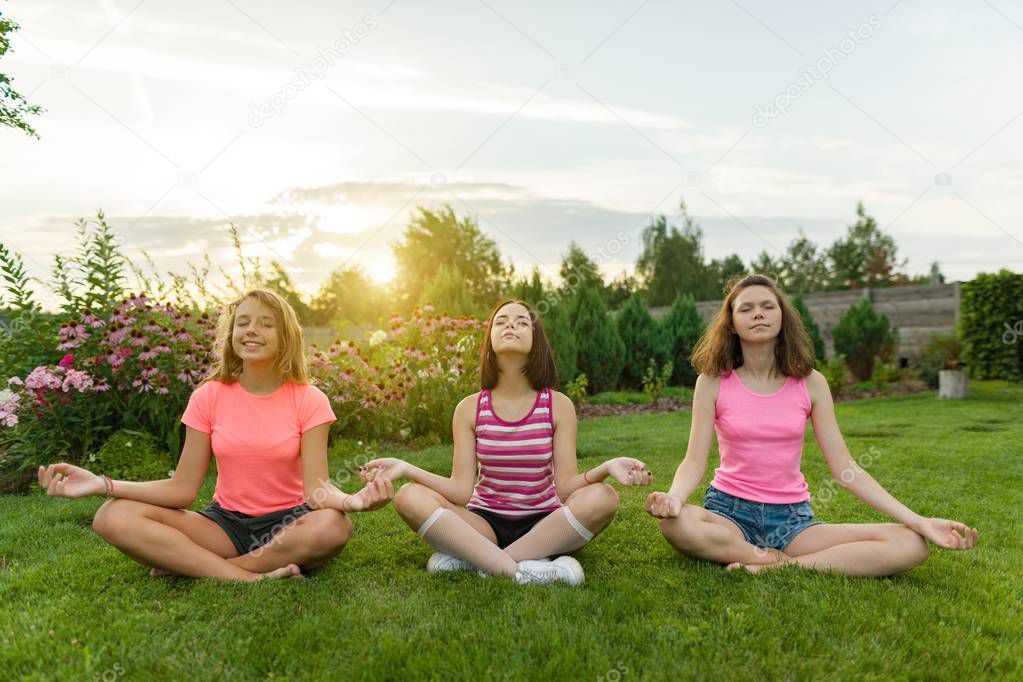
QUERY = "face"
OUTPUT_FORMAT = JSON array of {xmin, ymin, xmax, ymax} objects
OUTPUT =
[
  {"xmin": 231, "ymin": 297, "xmax": 281, "ymax": 364},
  {"xmin": 731, "ymin": 285, "xmax": 782, "ymax": 343},
  {"xmin": 489, "ymin": 302, "xmax": 534, "ymax": 356}
]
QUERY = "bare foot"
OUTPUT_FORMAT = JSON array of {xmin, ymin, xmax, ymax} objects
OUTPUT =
[
  {"xmin": 149, "ymin": 567, "xmax": 177, "ymax": 578},
  {"xmin": 725, "ymin": 556, "xmax": 792, "ymax": 574},
  {"xmin": 728, "ymin": 548, "xmax": 789, "ymax": 576},
  {"xmin": 257, "ymin": 563, "xmax": 303, "ymax": 581}
]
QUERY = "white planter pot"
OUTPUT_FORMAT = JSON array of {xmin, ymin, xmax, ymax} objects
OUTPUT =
[{"xmin": 938, "ymin": 368, "xmax": 968, "ymax": 399}]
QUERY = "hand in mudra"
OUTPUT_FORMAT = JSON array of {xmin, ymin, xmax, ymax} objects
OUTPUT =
[
  {"xmin": 37, "ymin": 463, "xmax": 105, "ymax": 498},
  {"xmin": 915, "ymin": 517, "xmax": 979, "ymax": 550},
  {"xmin": 604, "ymin": 457, "xmax": 653, "ymax": 486},
  {"xmin": 359, "ymin": 457, "xmax": 407, "ymax": 484},
  {"xmin": 343, "ymin": 477, "xmax": 394, "ymax": 513},
  {"xmin": 644, "ymin": 492, "xmax": 683, "ymax": 519}
]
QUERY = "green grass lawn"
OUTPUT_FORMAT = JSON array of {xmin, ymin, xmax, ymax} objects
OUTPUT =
[{"xmin": 2, "ymin": 381, "xmax": 1020, "ymax": 680}]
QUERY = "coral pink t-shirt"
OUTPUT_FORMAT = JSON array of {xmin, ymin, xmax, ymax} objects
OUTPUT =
[
  {"xmin": 181, "ymin": 380, "xmax": 336, "ymax": 515},
  {"xmin": 710, "ymin": 370, "xmax": 812, "ymax": 503}
]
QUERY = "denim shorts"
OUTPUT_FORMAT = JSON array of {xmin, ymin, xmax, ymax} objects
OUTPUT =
[
  {"xmin": 703, "ymin": 486, "xmax": 824, "ymax": 551},
  {"xmin": 198, "ymin": 500, "xmax": 313, "ymax": 555}
]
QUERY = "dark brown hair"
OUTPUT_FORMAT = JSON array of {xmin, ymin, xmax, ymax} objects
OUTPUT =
[
  {"xmin": 479, "ymin": 299, "xmax": 558, "ymax": 390},
  {"xmin": 689, "ymin": 273, "xmax": 815, "ymax": 378}
]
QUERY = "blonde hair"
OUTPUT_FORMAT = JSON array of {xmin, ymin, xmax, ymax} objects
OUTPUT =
[
  {"xmin": 200, "ymin": 288, "xmax": 309, "ymax": 386},
  {"xmin": 690, "ymin": 273, "xmax": 815, "ymax": 378}
]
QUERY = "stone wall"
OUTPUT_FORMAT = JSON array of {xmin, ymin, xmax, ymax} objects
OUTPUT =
[{"xmin": 650, "ymin": 282, "xmax": 960, "ymax": 361}]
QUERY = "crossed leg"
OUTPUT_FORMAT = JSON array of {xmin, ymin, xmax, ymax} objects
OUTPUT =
[
  {"xmin": 734, "ymin": 523, "xmax": 929, "ymax": 577},
  {"xmin": 227, "ymin": 509, "xmax": 353, "ymax": 573},
  {"xmin": 657, "ymin": 504, "xmax": 787, "ymax": 567},
  {"xmin": 657, "ymin": 504, "xmax": 930, "ymax": 576},
  {"xmin": 92, "ymin": 499, "xmax": 351, "ymax": 581},
  {"xmin": 392, "ymin": 482, "xmax": 620, "ymax": 576},
  {"xmin": 392, "ymin": 483, "xmax": 515, "ymax": 576},
  {"xmin": 503, "ymin": 483, "xmax": 619, "ymax": 561}
]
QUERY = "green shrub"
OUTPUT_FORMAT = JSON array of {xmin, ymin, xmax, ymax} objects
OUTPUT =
[
  {"xmin": 832, "ymin": 299, "xmax": 897, "ymax": 380},
  {"xmin": 616, "ymin": 293, "xmax": 666, "ymax": 390},
  {"xmin": 89, "ymin": 430, "xmax": 174, "ymax": 482},
  {"xmin": 816, "ymin": 354, "xmax": 847, "ymax": 395},
  {"xmin": 0, "ymin": 243, "xmax": 59, "ymax": 379},
  {"xmin": 543, "ymin": 300, "xmax": 578, "ymax": 387},
  {"xmin": 793, "ymin": 294, "xmax": 826, "ymax": 362},
  {"xmin": 871, "ymin": 356, "xmax": 905, "ymax": 389},
  {"xmin": 588, "ymin": 390, "xmax": 650, "ymax": 406},
  {"xmin": 659, "ymin": 294, "xmax": 703, "ymax": 386},
  {"xmin": 642, "ymin": 359, "xmax": 673, "ymax": 402},
  {"xmin": 419, "ymin": 264, "xmax": 483, "ymax": 318},
  {"xmin": 564, "ymin": 373, "xmax": 589, "ymax": 405},
  {"xmin": 571, "ymin": 285, "xmax": 624, "ymax": 393},
  {"xmin": 960, "ymin": 270, "xmax": 1023, "ymax": 380}
]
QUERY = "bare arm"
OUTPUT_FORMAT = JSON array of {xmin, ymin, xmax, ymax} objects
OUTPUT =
[
  {"xmin": 807, "ymin": 369, "xmax": 977, "ymax": 549},
  {"xmin": 37, "ymin": 426, "xmax": 212, "ymax": 508},
  {"xmin": 646, "ymin": 373, "xmax": 719, "ymax": 518},
  {"xmin": 807, "ymin": 370, "xmax": 922, "ymax": 524},
  {"xmin": 361, "ymin": 394, "xmax": 479, "ymax": 505},
  {"xmin": 551, "ymin": 391, "xmax": 651, "ymax": 500},
  {"xmin": 300, "ymin": 423, "xmax": 392, "ymax": 513}
]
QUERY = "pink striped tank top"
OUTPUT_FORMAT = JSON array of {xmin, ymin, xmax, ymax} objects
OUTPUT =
[{"xmin": 466, "ymin": 388, "xmax": 563, "ymax": 518}]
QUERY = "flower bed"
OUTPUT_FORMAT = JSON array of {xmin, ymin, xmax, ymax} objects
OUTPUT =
[{"xmin": 1, "ymin": 299, "xmax": 486, "ymax": 491}]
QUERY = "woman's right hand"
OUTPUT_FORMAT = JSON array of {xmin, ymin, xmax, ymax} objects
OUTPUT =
[
  {"xmin": 644, "ymin": 491, "xmax": 683, "ymax": 519},
  {"xmin": 342, "ymin": 478, "xmax": 394, "ymax": 513},
  {"xmin": 360, "ymin": 457, "xmax": 408, "ymax": 484},
  {"xmin": 37, "ymin": 463, "xmax": 106, "ymax": 498}
]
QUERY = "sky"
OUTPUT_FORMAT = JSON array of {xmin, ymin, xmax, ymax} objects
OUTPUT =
[{"xmin": 2, "ymin": 0, "xmax": 1022, "ymax": 309}]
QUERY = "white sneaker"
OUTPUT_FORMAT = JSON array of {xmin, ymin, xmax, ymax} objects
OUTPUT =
[
  {"xmin": 426, "ymin": 551, "xmax": 476, "ymax": 574},
  {"xmin": 514, "ymin": 556, "xmax": 585, "ymax": 586}
]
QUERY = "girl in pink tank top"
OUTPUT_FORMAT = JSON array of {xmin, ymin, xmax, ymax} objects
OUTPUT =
[
  {"xmin": 646, "ymin": 274, "xmax": 978, "ymax": 576},
  {"xmin": 362, "ymin": 298, "xmax": 654, "ymax": 585}
]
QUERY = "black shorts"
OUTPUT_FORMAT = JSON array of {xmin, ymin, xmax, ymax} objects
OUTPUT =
[
  {"xmin": 467, "ymin": 506, "xmax": 554, "ymax": 549},
  {"xmin": 198, "ymin": 500, "xmax": 313, "ymax": 555}
]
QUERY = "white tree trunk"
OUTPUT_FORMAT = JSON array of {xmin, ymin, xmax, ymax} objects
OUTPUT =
[{"xmin": 938, "ymin": 369, "xmax": 968, "ymax": 399}]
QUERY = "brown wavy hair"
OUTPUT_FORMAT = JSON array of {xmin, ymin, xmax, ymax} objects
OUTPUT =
[
  {"xmin": 480, "ymin": 299, "xmax": 558, "ymax": 390},
  {"xmin": 689, "ymin": 273, "xmax": 815, "ymax": 378},
  {"xmin": 200, "ymin": 288, "xmax": 310, "ymax": 386}
]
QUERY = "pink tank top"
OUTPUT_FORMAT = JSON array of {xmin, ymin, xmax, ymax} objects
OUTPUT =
[
  {"xmin": 710, "ymin": 370, "xmax": 812, "ymax": 503},
  {"xmin": 467, "ymin": 388, "xmax": 563, "ymax": 518}
]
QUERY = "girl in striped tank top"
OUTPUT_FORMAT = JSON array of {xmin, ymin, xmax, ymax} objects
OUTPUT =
[{"xmin": 361, "ymin": 299, "xmax": 653, "ymax": 585}]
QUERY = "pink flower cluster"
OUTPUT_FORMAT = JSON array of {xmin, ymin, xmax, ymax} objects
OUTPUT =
[
  {"xmin": 310, "ymin": 306, "xmax": 486, "ymax": 441},
  {"xmin": 2, "ymin": 359, "xmax": 100, "ymax": 425},
  {"xmin": 2, "ymin": 294, "xmax": 217, "ymax": 438},
  {"xmin": 90, "ymin": 295, "xmax": 217, "ymax": 394},
  {"xmin": 0, "ymin": 382, "xmax": 21, "ymax": 427},
  {"xmin": 23, "ymin": 362, "xmax": 96, "ymax": 396}
]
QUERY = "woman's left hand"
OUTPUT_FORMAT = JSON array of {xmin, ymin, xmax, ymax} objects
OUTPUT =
[
  {"xmin": 912, "ymin": 517, "xmax": 979, "ymax": 549},
  {"xmin": 603, "ymin": 457, "xmax": 653, "ymax": 487},
  {"xmin": 359, "ymin": 457, "xmax": 408, "ymax": 484}
]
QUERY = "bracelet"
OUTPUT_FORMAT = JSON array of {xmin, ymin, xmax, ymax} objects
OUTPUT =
[{"xmin": 101, "ymin": 475, "xmax": 113, "ymax": 497}]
